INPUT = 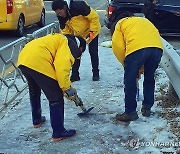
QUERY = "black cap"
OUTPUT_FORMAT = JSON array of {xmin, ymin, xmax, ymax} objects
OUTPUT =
[{"xmin": 52, "ymin": 0, "xmax": 67, "ymax": 11}]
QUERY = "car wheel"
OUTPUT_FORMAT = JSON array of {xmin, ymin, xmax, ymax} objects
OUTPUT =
[
  {"xmin": 15, "ymin": 15, "xmax": 25, "ymax": 37},
  {"xmin": 37, "ymin": 10, "xmax": 45, "ymax": 27}
]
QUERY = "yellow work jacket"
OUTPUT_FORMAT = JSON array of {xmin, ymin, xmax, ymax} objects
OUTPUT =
[
  {"xmin": 112, "ymin": 17, "xmax": 163, "ymax": 66},
  {"xmin": 17, "ymin": 33, "xmax": 75, "ymax": 91},
  {"xmin": 61, "ymin": 7, "xmax": 101, "ymax": 43}
]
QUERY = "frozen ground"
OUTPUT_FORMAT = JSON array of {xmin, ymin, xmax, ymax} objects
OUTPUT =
[{"xmin": 0, "ymin": 27, "xmax": 179, "ymax": 154}]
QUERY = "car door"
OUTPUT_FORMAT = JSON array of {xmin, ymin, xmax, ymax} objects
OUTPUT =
[
  {"xmin": 155, "ymin": 0, "xmax": 180, "ymax": 33},
  {"xmin": 25, "ymin": 0, "xmax": 36, "ymax": 25},
  {"xmin": 0, "ymin": 0, "xmax": 7, "ymax": 23},
  {"xmin": 162, "ymin": 0, "xmax": 180, "ymax": 33},
  {"xmin": 32, "ymin": 0, "xmax": 42, "ymax": 22}
]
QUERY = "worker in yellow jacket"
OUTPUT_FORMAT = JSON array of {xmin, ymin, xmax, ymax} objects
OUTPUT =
[
  {"xmin": 111, "ymin": 12, "xmax": 163, "ymax": 122},
  {"xmin": 18, "ymin": 33, "xmax": 85, "ymax": 142},
  {"xmin": 52, "ymin": 0, "xmax": 101, "ymax": 81}
]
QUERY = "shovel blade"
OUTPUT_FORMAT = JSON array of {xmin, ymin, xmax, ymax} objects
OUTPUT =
[{"xmin": 77, "ymin": 107, "xmax": 94, "ymax": 116}]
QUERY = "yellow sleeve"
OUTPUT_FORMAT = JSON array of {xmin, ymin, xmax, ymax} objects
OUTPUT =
[
  {"xmin": 112, "ymin": 22, "xmax": 126, "ymax": 66},
  {"xmin": 53, "ymin": 41, "xmax": 75, "ymax": 91},
  {"xmin": 61, "ymin": 23, "xmax": 73, "ymax": 35},
  {"xmin": 85, "ymin": 8, "xmax": 101, "ymax": 37}
]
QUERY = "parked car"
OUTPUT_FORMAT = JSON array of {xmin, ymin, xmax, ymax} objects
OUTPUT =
[
  {"xmin": 105, "ymin": 0, "xmax": 180, "ymax": 35},
  {"xmin": 0, "ymin": 0, "xmax": 45, "ymax": 36}
]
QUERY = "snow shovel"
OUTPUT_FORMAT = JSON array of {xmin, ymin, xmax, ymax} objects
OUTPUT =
[{"xmin": 73, "ymin": 95, "xmax": 94, "ymax": 116}]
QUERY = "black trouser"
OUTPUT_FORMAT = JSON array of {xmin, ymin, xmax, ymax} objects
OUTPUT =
[
  {"xmin": 71, "ymin": 35, "xmax": 99, "ymax": 77},
  {"xmin": 19, "ymin": 65, "xmax": 66, "ymax": 138}
]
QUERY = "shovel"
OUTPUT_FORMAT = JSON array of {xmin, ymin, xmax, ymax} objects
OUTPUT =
[{"xmin": 73, "ymin": 95, "xmax": 94, "ymax": 116}]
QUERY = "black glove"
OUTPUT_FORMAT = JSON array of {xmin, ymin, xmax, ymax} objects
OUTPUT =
[{"xmin": 64, "ymin": 87, "xmax": 77, "ymax": 101}]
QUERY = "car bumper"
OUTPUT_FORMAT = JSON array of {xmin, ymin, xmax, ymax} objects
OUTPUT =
[{"xmin": 0, "ymin": 21, "xmax": 17, "ymax": 30}]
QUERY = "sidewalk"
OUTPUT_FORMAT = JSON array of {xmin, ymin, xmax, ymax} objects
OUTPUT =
[{"xmin": 0, "ymin": 39, "xmax": 179, "ymax": 153}]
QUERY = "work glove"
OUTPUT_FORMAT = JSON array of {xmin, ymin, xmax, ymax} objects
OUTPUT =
[
  {"xmin": 64, "ymin": 87, "xmax": 77, "ymax": 101},
  {"xmin": 86, "ymin": 31, "xmax": 95, "ymax": 43}
]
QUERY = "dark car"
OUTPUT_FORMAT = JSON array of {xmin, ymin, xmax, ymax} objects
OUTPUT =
[{"xmin": 105, "ymin": 0, "xmax": 180, "ymax": 35}]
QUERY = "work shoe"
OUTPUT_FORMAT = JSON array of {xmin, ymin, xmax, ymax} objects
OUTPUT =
[
  {"xmin": 116, "ymin": 112, "xmax": 139, "ymax": 122},
  {"xmin": 92, "ymin": 73, "xmax": 99, "ymax": 81},
  {"xmin": 141, "ymin": 106, "xmax": 151, "ymax": 117},
  {"xmin": 70, "ymin": 76, "xmax": 80, "ymax": 82},
  {"xmin": 33, "ymin": 116, "xmax": 46, "ymax": 128},
  {"xmin": 52, "ymin": 129, "xmax": 76, "ymax": 142}
]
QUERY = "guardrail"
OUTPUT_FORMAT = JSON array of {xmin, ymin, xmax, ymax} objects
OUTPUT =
[
  {"xmin": 0, "ymin": 22, "xmax": 60, "ymax": 112},
  {"xmin": 160, "ymin": 38, "xmax": 180, "ymax": 99},
  {"xmin": 100, "ymin": 38, "xmax": 180, "ymax": 99},
  {"xmin": 30, "ymin": 21, "xmax": 60, "ymax": 39},
  {"xmin": 0, "ymin": 37, "xmax": 28, "ymax": 112}
]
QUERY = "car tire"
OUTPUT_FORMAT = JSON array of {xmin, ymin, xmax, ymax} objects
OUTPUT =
[
  {"xmin": 37, "ymin": 10, "xmax": 45, "ymax": 27},
  {"xmin": 15, "ymin": 15, "xmax": 25, "ymax": 37}
]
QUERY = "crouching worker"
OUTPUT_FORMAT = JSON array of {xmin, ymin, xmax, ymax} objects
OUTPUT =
[
  {"xmin": 111, "ymin": 12, "xmax": 163, "ymax": 122},
  {"xmin": 17, "ymin": 33, "xmax": 85, "ymax": 141}
]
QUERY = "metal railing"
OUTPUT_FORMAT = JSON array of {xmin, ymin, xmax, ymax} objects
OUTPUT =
[
  {"xmin": 160, "ymin": 38, "xmax": 180, "ymax": 99},
  {"xmin": 0, "ymin": 22, "xmax": 60, "ymax": 112},
  {"xmin": 0, "ymin": 37, "xmax": 28, "ymax": 112}
]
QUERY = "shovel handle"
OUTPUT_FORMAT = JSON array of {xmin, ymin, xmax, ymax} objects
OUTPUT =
[
  {"xmin": 79, "ymin": 105, "xmax": 87, "ymax": 112},
  {"xmin": 73, "ymin": 95, "xmax": 87, "ymax": 112}
]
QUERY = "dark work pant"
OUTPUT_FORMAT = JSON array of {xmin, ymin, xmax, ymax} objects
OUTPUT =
[
  {"xmin": 71, "ymin": 35, "xmax": 99, "ymax": 77},
  {"xmin": 89, "ymin": 35, "xmax": 99, "ymax": 75},
  {"xmin": 124, "ymin": 47, "xmax": 163, "ymax": 113},
  {"xmin": 19, "ymin": 65, "xmax": 65, "ymax": 137},
  {"xmin": 71, "ymin": 58, "xmax": 81, "ymax": 78}
]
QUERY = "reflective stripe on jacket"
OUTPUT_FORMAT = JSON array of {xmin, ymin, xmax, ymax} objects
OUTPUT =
[
  {"xmin": 17, "ymin": 33, "xmax": 75, "ymax": 91},
  {"xmin": 112, "ymin": 17, "xmax": 163, "ymax": 65}
]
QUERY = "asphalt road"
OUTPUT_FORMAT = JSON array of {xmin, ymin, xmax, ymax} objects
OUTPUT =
[{"xmin": 0, "ymin": 1, "xmax": 56, "ymax": 48}]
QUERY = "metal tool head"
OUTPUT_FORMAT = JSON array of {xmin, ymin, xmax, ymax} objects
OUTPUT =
[{"xmin": 77, "ymin": 107, "xmax": 94, "ymax": 116}]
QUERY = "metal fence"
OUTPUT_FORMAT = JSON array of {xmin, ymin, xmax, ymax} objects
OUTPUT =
[
  {"xmin": 0, "ymin": 22, "xmax": 60, "ymax": 112},
  {"xmin": 160, "ymin": 38, "xmax": 180, "ymax": 99}
]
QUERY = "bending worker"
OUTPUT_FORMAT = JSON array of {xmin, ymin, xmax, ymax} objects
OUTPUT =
[
  {"xmin": 111, "ymin": 12, "xmax": 163, "ymax": 122},
  {"xmin": 52, "ymin": 0, "xmax": 101, "ymax": 81},
  {"xmin": 18, "ymin": 33, "xmax": 85, "ymax": 142}
]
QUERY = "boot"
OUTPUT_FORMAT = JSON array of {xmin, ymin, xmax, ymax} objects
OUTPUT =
[
  {"xmin": 71, "ymin": 59, "xmax": 80, "ymax": 82},
  {"xmin": 92, "ymin": 71, "xmax": 99, "ymax": 81},
  {"xmin": 33, "ymin": 116, "xmax": 46, "ymax": 128},
  {"xmin": 70, "ymin": 75, "xmax": 80, "ymax": 82},
  {"xmin": 30, "ymin": 93, "xmax": 45, "ymax": 127},
  {"xmin": 53, "ymin": 130, "xmax": 76, "ymax": 142},
  {"xmin": 49, "ymin": 102, "xmax": 76, "ymax": 142},
  {"xmin": 141, "ymin": 106, "xmax": 151, "ymax": 117},
  {"xmin": 116, "ymin": 112, "xmax": 139, "ymax": 122}
]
